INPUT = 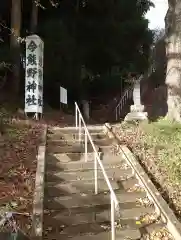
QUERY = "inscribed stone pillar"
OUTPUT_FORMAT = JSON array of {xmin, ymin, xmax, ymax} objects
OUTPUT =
[{"xmin": 24, "ymin": 34, "xmax": 44, "ymax": 116}]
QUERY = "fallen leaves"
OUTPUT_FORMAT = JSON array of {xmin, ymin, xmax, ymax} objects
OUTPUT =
[
  {"xmin": 0, "ymin": 121, "xmax": 43, "ymax": 235},
  {"xmin": 141, "ymin": 227, "xmax": 173, "ymax": 240},
  {"xmin": 127, "ymin": 184, "xmax": 144, "ymax": 193},
  {"xmin": 113, "ymin": 122, "xmax": 181, "ymax": 222},
  {"xmin": 136, "ymin": 197, "xmax": 153, "ymax": 207},
  {"xmin": 139, "ymin": 213, "xmax": 157, "ymax": 225}
]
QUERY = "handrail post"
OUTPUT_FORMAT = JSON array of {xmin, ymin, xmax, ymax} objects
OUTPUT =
[
  {"xmin": 78, "ymin": 114, "xmax": 81, "ymax": 142},
  {"xmin": 111, "ymin": 194, "xmax": 115, "ymax": 240},
  {"xmin": 75, "ymin": 104, "xmax": 78, "ymax": 128},
  {"xmin": 85, "ymin": 130, "xmax": 87, "ymax": 162},
  {"xmin": 94, "ymin": 152, "xmax": 98, "ymax": 194}
]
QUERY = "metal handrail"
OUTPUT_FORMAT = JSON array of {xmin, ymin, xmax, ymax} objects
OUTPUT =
[
  {"xmin": 75, "ymin": 102, "xmax": 119, "ymax": 240},
  {"xmin": 115, "ymin": 86, "xmax": 133, "ymax": 120}
]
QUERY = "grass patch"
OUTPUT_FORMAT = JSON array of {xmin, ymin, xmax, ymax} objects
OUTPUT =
[
  {"xmin": 115, "ymin": 118, "xmax": 181, "ymax": 185},
  {"xmin": 141, "ymin": 118, "xmax": 181, "ymax": 184},
  {"xmin": 114, "ymin": 118, "xmax": 181, "ymax": 219}
]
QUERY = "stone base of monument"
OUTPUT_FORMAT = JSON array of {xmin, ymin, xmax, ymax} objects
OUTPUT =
[
  {"xmin": 124, "ymin": 105, "xmax": 148, "ymax": 122},
  {"xmin": 130, "ymin": 104, "xmax": 145, "ymax": 112}
]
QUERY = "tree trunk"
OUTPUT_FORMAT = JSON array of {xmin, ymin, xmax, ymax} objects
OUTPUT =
[
  {"xmin": 81, "ymin": 100, "xmax": 90, "ymax": 121},
  {"xmin": 165, "ymin": 0, "xmax": 181, "ymax": 121},
  {"xmin": 10, "ymin": 0, "xmax": 22, "ymax": 98},
  {"xmin": 30, "ymin": 0, "xmax": 39, "ymax": 33}
]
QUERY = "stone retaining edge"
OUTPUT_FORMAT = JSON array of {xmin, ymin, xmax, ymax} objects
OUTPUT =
[
  {"xmin": 32, "ymin": 124, "xmax": 47, "ymax": 239},
  {"xmin": 104, "ymin": 123, "xmax": 181, "ymax": 240}
]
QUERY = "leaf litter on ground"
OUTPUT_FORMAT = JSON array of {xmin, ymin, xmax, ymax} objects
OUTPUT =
[
  {"xmin": 0, "ymin": 121, "xmax": 43, "ymax": 236},
  {"xmin": 113, "ymin": 118, "xmax": 181, "ymax": 222}
]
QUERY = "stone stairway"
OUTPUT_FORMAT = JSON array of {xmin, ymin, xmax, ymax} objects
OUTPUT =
[{"xmin": 43, "ymin": 126, "xmax": 164, "ymax": 240}]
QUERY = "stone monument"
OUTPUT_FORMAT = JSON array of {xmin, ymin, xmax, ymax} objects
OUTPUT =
[
  {"xmin": 124, "ymin": 75, "xmax": 148, "ymax": 122},
  {"xmin": 24, "ymin": 34, "xmax": 44, "ymax": 120}
]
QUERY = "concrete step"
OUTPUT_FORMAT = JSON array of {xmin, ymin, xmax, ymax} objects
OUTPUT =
[
  {"xmin": 44, "ymin": 191, "xmax": 146, "ymax": 210},
  {"xmin": 48, "ymin": 132, "xmax": 107, "ymax": 140},
  {"xmin": 44, "ymin": 202, "xmax": 141, "ymax": 216},
  {"xmin": 43, "ymin": 221, "xmax": 131, "ymax": 237},
  {"xmin": 98, "ymin": 146, "xmax": 117, "ymax": 154},
  {"xmin": 49, "ymin": 124, "xmax": 104, "ymax": 130},
  {"xmin": 47, "ymin": 144, "xmax": 96, "ymax": 154},
  {"xmin": 44, "ymin": 126, "xmax": 159, "ymax": 240},
  {"xmin": 47, "ymin": 138, "xmax": 114, "ymax": 147},
  {"xmin": 45, "ymin": 181, "xmax": 143, "ymax": 198},
  {"xmin": 46, "ymin": 152, "xmax": 123, "ymax": 164},
  {"xmin": 45, "ymin": 167, "xmax": 133, "ymax": 182},
  {"xmin": 43, "ymin": 206, "xmax": 154, "ymax": 225},
  {"xmin": 46, "ymin": 161, "xmax": 126, "ymax": 172},
  {"xmin": 43, "ymin": 228, "xmax": 141, "ymax": 240},
  {"xmin": 45, "ymin": 177, "xmax": 138, "ymax": 195},
  {"xmin": 45, "ymin": 180, "xmax": 119, "ymax": 195},
  {"xmin": 43, "ymin": 217, "xmax": 164, "ymax": 235},
  {"xmin": 47, "ymin": 140, "xmax": 82, "ymax": 147},
  {"xmin": 93, "ymin": 138, "xmax": 114, "ymax": 147},
  {"xmin": 47, "ymin": 132, "xmax": 107, "ymax": 141},
  {"xmin": 47, "ymin": 144, "xmax": 114, "ymax": 154},
  {"xmin": 48, "ymin": 127, "xmax": 104, "ymax": 134}
]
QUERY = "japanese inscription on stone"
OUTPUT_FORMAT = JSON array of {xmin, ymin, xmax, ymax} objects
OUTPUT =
[{"xmin": 25, "ymin": 35, "xmax": 44, "ymax": 113}]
